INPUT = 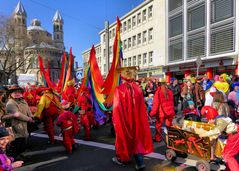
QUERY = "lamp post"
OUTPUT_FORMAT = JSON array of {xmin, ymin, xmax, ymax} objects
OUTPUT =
[{"xmin": 196, "ymin": 56, "xmax": 202, "ymax": 76}]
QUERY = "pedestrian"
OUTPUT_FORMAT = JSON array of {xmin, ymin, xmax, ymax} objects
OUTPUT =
[
  {"xmin": 112, "ymin": 66, "xmax": 153, "ymax": 170},
  {"xmin": 211, "ymin": 91, "xmax": 230, "ymax": 117},
  {"xmin": 0, "ymin": 127, "xmax": 24, "ymax": 171},
  {"xmin": 150, "ymin": 78, "xmax": 175, "ymax": 142},
  {"xmin": 193, "ymin": 76, "xmax": 205, "ymax": 110},
  {"xmin": 5, "ymin": 85, "xmax": 34, "ymax": 159},
  {"xmin": 169, "ymin": 78, "xmax": 180, "ymax": 114},
  {"xmin": 34, "ymin": 87, "xmax": 62, "ymax": 144},
  {"xmin": 57, "ymin": 102, "xmax": 79, "ymax": 154}
]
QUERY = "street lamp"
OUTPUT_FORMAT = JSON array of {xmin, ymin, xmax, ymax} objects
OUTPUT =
[{"xmin": 196, "ymin": 56, "xmax": 202, "ymax": 76}]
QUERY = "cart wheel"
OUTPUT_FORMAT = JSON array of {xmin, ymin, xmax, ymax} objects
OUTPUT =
[
  {"xmin": 196, "ymin": 160, "xmax": 210, "ymax": 171},
  {"xmin": 165, "ymin": 149, "xmax": 177, "ymax": 162}
]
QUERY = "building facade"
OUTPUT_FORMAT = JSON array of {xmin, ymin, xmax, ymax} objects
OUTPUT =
[
  {"xmin": 166, "ymin": 0, "xmax": 239, "ymax": 79},
  {"xmin": 0, "ymin": 1, "xmax": 65, "ymax": 85},
  {"xmin": 82, "ymin": 0, "xmax": 166, "ymax": 78}
]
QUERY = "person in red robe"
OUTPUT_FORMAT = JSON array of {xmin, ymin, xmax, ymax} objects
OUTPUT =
[
  {"xmin": 112, "ymin": 66, "xmax": 153, "ymax": 170},
  {"xmin": 62, "ymin": 80, "xmax": 77, "ymax": 110},
  {"xmin": 150, "ymin": 78, "xmax": 175, "ymax": 142},
  {"xmin": 77, "ymin": 86, "xmax": 94, "ymax": 140},
  {"xmin": 57, "ymin": 101, "xmax": 79, "ymax": 154}
]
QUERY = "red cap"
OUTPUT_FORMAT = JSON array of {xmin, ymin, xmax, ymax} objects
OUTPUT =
[{"xmin": 201, "ymin": 106, "xmax": 218, "ymax": 120}]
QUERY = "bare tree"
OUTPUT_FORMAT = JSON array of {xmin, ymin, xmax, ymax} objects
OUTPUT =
[{"xmin": 0, "ymin": 15, "xmax": 34, "ymax": 85}]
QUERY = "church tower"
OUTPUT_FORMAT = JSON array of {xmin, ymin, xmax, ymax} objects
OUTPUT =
[
  {"xmin": 53, "ymin": 10, "xmax": 64, "ymax": 51},
  {"xmin": 13, "ymin": 1, "xmax": 27, "ymax": 50}
]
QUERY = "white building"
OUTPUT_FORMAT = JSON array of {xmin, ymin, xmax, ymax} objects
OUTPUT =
[
  {"xmin": 166, "ymin": 0, "xmax": 239, "ymax": 79},
  {"xmin": 82, "ymin": 0, "xmax": 166, "ymax": 78}
]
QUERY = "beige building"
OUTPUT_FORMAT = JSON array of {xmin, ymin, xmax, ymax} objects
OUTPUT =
[
  {"xmin": 82, "ymin": 0, "xmax": 166, "ymax": 78},
  {"xmin": 0, "ymin": 1, "xmax": 64, "ymax": 85}
]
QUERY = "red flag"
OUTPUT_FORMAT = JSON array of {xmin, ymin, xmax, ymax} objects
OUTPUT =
[{"xmin": 63, "ymin": 48, "xmax": 74, "ymax": 91}]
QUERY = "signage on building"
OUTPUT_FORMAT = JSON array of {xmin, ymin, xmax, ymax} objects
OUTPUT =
[
  {"xmin": 152, "ymin": 66, "xmax": 163, "ymax": 75},
  {"xmin": 76, "ymin": 71, "xmax": 83, "ymax": 79}
]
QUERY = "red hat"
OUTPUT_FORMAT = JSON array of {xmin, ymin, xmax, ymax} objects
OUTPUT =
[
  {"xmin": 201, "ymin": 106, "xmax": 218, "ymax": 120},
  {"xmin": 36, "ymin": 87, "xmax": 51, "ymax": 95}
]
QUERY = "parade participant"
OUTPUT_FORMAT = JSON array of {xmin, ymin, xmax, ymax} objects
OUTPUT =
[
  {"xmin": 0, "ymin": 127, "xmax": 24, "ymax": 171},
  {"xmin": 228, "ymin": 82, "xmax": 239, "ymax": 106},
  {"xmin": 57, "ymin": 102, "xmax": 79, "ymax": 154},
  {"xmin": 5, "ymin": 85, "xmax": 34, "ymax": 159},
  {"xmin": 198, "ymin": 106, "xmax": 239, "ymax": 171},
  {"xmin": 23, "ymin": 84, "xmax": 37, "ymax": 113},
  {"xmin": 204, "ymin": 86, "xmax": 217, "ymax": 106},
  {"xmin": 77, "ymin": 86, "xmax": 94, "ymax": 141},
  {"xmin": 183, "ymin": 100, "xmax": 200, "ymax": 121},
  {"xmin": 112, "ymin": 66, "xmax": 153, "ymax": 170},
  {"xmin": 34, "ymin": 87, "xmax": 62, "ymax": 144},
  {"xmin": 62, "ymin": 80, "xmax": 77, "ymax": 111},
  {"xmin": 213, "ymin": 73, "xmax": 230, "ymax": 94},
  {"xmin": 202, "ymin": 74, "xmax": 213, "ymax": 91},
  {"xmin": 181, "ymin": 77, "xmax": 195, "ymax": 110},
  {"xmin": 150, "ymin": 78, "xmax": 175, "ymax": 142}
]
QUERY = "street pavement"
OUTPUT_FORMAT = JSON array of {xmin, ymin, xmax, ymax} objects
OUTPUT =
[{"xmin": 14, "ymin": 123, "xmax": 226, "ymax": 171}]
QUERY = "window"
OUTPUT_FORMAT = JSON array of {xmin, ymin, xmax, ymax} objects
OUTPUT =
[
  {"xmin": 132, "ymin": 56, "xmax": 136, "ymax": 66},
  {"xmin": 142, "ymin": 9, "xmax": 147, "ymax": 21},
  {"xmin": 103, "ymin": 34, "xmax": 106, "ymax": 42},
  {"xmin": 210, "ymin": 23, "xmax": 234, "ymax": 54},
  {"xmin": 138, "ymin": 54, "xmax": 142, "ymax": 65},
  {"xmin": 103, "ymin": 49, "xmax": 106, "ymax": 57},
  {"xmin": 132, "ymin": 16, "xmax": 136, "ymax": 27},
  {"xmin": 148, "ymin": 5, "xmax": 153, "ymax": 18},
  {"xmin": 128, "ymin": 57, "xmax": 132, "ymax": 66},
  {"xmin": 133, "ymin": 35, "xmax": 136, "ymax": 46},
  {"xmin": 143, "ymin": 53, "xmax": 147, "ymax": 64},
  {"xmin": 137, "ymin": 13, "xmax": 141, "ymax": 24},
  {"xmin": 123, "ymin": 21, "xmax": 127, "ymax": 32},
  {"xmin": 188, "ymin": 4, "xmax": 205, "ymax": 31},
  {"xmin": 128, "ymin": 38, "xmax": 132, "ymax": 48},
  {"xmin": 148, "ymin": 28, "xmax": 153, "ymax": 41},
  {"xmin": 149, "ymin": 51, "xmax": 153, "ymax": 64},
  {"xmin": 169, "ymin": 0, "xmax": 183, "ymax": 12},
  {"xmin": 112, "ymin": 28, "xmax": 115, "ymax": 37},
  {"xmin": 104, "ymin": 64, "xmax": 106, "ymax": 73},
  {"xmin": 137, "ymin": 33, "xmax": 141, "ymax": 45},
  {"xmin": 124, "ymin": 40, "xmax": 127, "ymax": 49},
  {"xmin": 169, "ymin": 39, "xmax": 183, "ymax": 62},
  {"xmin": 211, "ymin": 0, "xmax": 234, "ymax": 23},
  {"xmin": 124, "ymin": 59, "xmax": 127, "ymax": 66},
  {"xmin": 57, "ymin": 34, "xmax": 59, "ymax": 39},
  {"xmin": 188, "ymin": 33, "xmax": 205, "ymax": 58},
  {"xmin": 109, "ymin": 46, "xmax": 112, "ymax": 55},
  {"xmin": 143, "ymin": 31, "xmax": 147, "ymax": 43},
  {"xmin": 169, "ymin": 14, "xmax": 183, "ymax": 37},
  {"xmin": 128, "ymin": 19, "xmax": 131, "ymax": 30},
  {"xmin": 109, "ymin": 30, "xmax": 112, "ymax": 39}
]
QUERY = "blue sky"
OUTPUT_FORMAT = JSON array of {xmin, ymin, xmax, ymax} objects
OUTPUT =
[{"xmin": 0, "ymin": 0, "xmax": 144, "ymax": 66}]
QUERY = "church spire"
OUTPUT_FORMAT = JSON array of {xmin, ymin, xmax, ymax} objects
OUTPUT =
[{"xmin": 14, "ymin": 1, "xmax": 27, "ymax": 16}]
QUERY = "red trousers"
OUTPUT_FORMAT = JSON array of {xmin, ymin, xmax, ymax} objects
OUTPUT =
[
  {"xmin": 155, "ymin": 115, "xmax": 174, "ymax": 142},
  {"xmin": 223, "ymin": 132, "xmax": 239, "ymax": 171},
  {"xmin": 42, "ymin": 105, "xmax": 58, "ymax": 144},
  {"xmin": 80, "ymin": 114, "xmax": 91, "ymax": 140},
  {"xmin": 63, "ymin": 128, "xmax": 75, "ymax": 153}
]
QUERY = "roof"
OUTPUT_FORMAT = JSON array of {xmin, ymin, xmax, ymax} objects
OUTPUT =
[
  {"xmin": 53, "ymin": 10, "xmax": 63, "ymax": 23},
  {"xmin": 14, "ymin": 1, "xmax": 27, "ymax": 16},
  {"xmin": 27, "ymin": 25, "xmax": 46, "ymax": 31},
  {"xmin": 25, "ymin": 42, "xmax": 58, "ymax": 50}
]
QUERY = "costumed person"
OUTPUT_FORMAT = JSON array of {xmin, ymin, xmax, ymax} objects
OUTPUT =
[
  {"xmin": 202, "ymin": 74, "xmax": 213, "ymax": 91},
  {"xmin": 0, "ymin": 127, "xmax": 24, "ymax": 171},
  {"xmin": 183, "ymin": 100, "xmax": 200, "ymax": 122},
  {"xmin": 5, "ymin": 85, "xmax": 34, "ymax": 159},
  {"xmin": 62, "ymin": 80, "xmax": 77, "ymax": 111},
  {"xmin": 213, "ymin": 73, "xmax": 230, "ymax": 94},
  {"xmin": 197, "ymin": 106, "xmax": 239, "ymax": 171},
  {"xmin": 23, "ymin": 84, "xmax": 37, "ymax": 113},
  {"xmin": 228, "ymin": 82, "xmax": 239, "ymax": 122},
  {"xmin": 77, "ymin": 86, "xmax": 94, "ymax": 141},
  {"xmin": 112, "ymin": 66, "xmax": 153, "ymax": 170},
  {"xmin": 57, "ymin": 101, "xmax": 79, "ymax": 154},
  {"xmin": 228, "ymin": 82, "xmax": 239, "ymax": 106},
  {"xmin": 150, "ymin": 78, "xmax": 175, "ymax": 142},
  {"xmin": 204, "ymin": 86, "xmax": 217, "ymax": 106},
  {"xmin": 34, "ymin": 87, "xmax": 62, "ymax": 144},
  {"xmin": 0, "ymin": 87, "xmax": 7, "ymax": 125}
]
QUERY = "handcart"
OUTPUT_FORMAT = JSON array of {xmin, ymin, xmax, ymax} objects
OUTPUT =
[{"xmin": 164, "ymin": 120, "xmax": 223, "ymax": 171}]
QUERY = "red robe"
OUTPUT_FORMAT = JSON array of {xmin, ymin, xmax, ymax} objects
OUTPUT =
[{"xmin": 113, "ymin": 82, "xmax": 153, "ymax": 162}]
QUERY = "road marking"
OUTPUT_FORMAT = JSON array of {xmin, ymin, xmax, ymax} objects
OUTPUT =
[
  {"xmin": 32, "ymin": 133, "xmax": 225, "ymax": 170},
  {"xmin": 15, "ymin": 156, "xmax": 68, "ymax": 171},
  {"xmin": 22, "ymin": 146, "xmax": 65, "ymax": 157}
]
